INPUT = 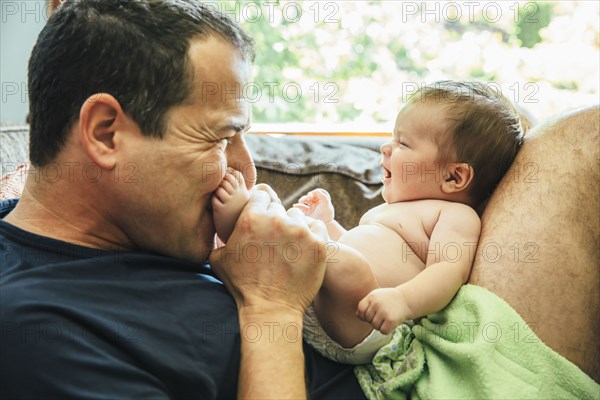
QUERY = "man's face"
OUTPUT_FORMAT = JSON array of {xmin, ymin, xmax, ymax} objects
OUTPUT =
[
  {"xmin": 380, "ymin": 102, "xmax": 448, "ymax": 203},
  {"xmin": 116, "ymin": 35, "xmax": 254, "ymax": 263}
]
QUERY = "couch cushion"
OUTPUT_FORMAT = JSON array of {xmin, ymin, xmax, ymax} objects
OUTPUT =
[
  {"xmin": 0, "ymin": 124, "xmax": 30, "ymax": 176},
  {"xmin": 246, "ymin": 134, "xmax": 385, "ymax": 228}
]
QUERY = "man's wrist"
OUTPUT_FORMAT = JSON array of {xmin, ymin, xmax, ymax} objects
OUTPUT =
[
  {"xmin": 237, "ymin": 305, "xmax": 307, "ymax": 399},
  {"xmin": 238, "ymin": 304, "xmax": 305, "ymax": 340}
]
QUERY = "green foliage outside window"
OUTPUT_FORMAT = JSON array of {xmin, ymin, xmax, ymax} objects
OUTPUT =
[{"xmin": 214, "ymin": 1, "xmax": 599, "ymax": 125}]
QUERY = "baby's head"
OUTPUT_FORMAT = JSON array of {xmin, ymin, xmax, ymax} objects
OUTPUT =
[{"xmin": 380, "ymin": 81, "xmax": 525, "ymax": 208}]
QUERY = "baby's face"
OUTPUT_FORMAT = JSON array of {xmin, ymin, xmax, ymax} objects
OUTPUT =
[{"xmin": 379, "ymin": 102, "xmax": 449, "ymax": 203}]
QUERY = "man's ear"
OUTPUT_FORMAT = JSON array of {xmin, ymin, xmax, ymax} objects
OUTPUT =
[
  {"xmin": 441, "ymin": 163, "xmax": 474, "ymax": 194},
  {"xmin": 78, "ymin": 93, "xmax": 127, "ymax": 170}
]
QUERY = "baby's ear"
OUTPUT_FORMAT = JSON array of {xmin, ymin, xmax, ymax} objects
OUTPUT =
[{"xmin": 441, "ymin": 163, "xmax": 474, "ymax": 194}]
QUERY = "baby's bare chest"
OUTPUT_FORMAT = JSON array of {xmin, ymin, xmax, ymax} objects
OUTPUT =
[{"xmin": 359, "ymin": 202, "xmax": 443, "ymax": 262}]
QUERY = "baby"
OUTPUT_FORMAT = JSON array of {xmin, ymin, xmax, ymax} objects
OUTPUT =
[{"xmin": 212, "ymin": 81, "xmax": 525, "ymax": 364}]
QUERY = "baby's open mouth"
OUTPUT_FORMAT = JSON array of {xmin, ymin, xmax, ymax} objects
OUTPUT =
[{"xmin": 382, "ymin": 166, "xmax": 391, "ymax": 178}]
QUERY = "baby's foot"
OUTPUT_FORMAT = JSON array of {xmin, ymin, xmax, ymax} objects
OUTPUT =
[
  {"xmin": 212, "ymin": 169, "xmax": 251, "ymax": 243},
  {"xmin": 294, "ymin": 188, "xmax": 334, "ymax": 222}
]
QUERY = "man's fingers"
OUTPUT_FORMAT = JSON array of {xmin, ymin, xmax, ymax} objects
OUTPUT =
[
  {"xmin": 254, "ymin": 183, "xmax": 281, "ymax": 204},
  {"xmin": 267, "ymin": 201, "xmax": 287, "ymax": 215},
  {"xmin": 208, "ymin": 247, "xmax": 224, "ymax": 275},
  {"xmin": 286, "ymin": 206, "xmax": 308, "ymax": 224},
  {"xmin": 244, "ymin": 187, "xmax": 275, "ymax": 213},
  {"xmin": 307, "ymin": 219, "xmax": 328, "ymax": 241}
]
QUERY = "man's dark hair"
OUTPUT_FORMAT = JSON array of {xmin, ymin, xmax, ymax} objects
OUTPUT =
[{"xmin": 28, "ymin": 0, "xmax": 255, "ymax": 166}]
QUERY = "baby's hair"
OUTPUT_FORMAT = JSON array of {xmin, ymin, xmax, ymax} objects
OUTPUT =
[{"xmin": 407, "ymin": 81, "xmax": 526, "ymax": 206}]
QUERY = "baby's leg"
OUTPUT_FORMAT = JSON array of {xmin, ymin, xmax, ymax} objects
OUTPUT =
[
  {"xmin": 313, "ymin": 243, "xmax": 380, "ymax": 348},
  {"xmin": 212, "ymin": 169, "xmax": 251, "ymax": 243}
]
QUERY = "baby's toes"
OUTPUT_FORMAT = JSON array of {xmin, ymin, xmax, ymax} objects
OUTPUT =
[
  {"xmin": 230, "ymin": 169, "xmax": 248, "ymax": 191},
  {"xmin": 213, "ymin": 187, "xmax": 231, "ymax": 204},
  {"xmin": 211, "ymin": 192, "xmax": 225, "ymax": 211},
  {"xmin": 314, "ymin": 188, "xmax": 331, "ymax": 200},
  {"xmin": 221, "ymin": 179, "xmax": 236, "ymax": 195}
]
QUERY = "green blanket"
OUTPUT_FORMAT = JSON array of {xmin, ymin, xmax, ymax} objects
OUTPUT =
[{"xmin": 355, "ymin": 285, "xmax": 599, "ymax": 399}]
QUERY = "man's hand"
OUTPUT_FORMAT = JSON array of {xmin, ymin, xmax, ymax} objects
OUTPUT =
[
  {"xmin": 209, "ymin": 184, "xmax": 329, "ymax": 316},
  {"xmin": 209, "ymin": 184, "xmax": 329, "ymax": 399},
  {"xmin": 357, "ymin": 287, "xmax": 411, "ymax": 335},
  {"xmin": 293, "ymin": 188, "xmax": 335, "ymax": 223}
]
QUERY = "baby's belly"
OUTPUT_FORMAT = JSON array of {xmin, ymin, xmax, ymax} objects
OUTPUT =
[{"xmin": 337, "ymin": 224, "xmax": 425, "ymax": 288}]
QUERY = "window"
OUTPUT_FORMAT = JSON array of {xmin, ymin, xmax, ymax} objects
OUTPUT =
[{"xmin": 211, "ymin": 1, "xmax": 599, "ymax": 132}]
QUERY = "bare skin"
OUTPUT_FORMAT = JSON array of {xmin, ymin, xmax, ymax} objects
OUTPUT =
[
  {"xmin": 212, "ymin": 168, "xmax": 251, "ymax": 242},
  {"xmin": 470, "ymin": 105, "xmax": 600, "ymax": 382},
  {"xmin": 300, "ymin": 194, "xmax": 479, "ymax": 348},
  {"xmin": 4, "ymin": 35, "xmax": 330, "ymax": 399},
  {"xmin": 189, "ymin": 102, "xmax": 600, "ymax": 380},
  {"xmin": 295, "ymin": 104, "xmax": 482, "ymax": 350},
  {"xmin": 217, "ymin": 104, "xmax": 482, "ymax": 352}
]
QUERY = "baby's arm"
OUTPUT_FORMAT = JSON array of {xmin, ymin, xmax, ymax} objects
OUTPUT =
[
  {"xmin": 294, "ymin": 188, "xmax": 347, "ymax": 241},
  {"xmin": 357, "ymin": 204, "xmax": 481, "ymax": 334}
]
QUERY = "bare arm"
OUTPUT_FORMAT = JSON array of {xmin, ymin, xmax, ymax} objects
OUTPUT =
[
  {"xmin": 237, "ymin": 308, "xmax": 306, "ymax": 399},
  {"xmin": 358, "ymin": 204, "xmax": 480, "ymax": 333}
]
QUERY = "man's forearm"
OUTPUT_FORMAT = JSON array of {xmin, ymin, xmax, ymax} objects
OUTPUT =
[{"xmin": 237, "ymin": 309, "xmax": 306, "ymax": 399}]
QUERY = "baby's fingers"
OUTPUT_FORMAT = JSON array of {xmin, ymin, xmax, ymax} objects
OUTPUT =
[
  {"xmin": 379, "ymin": 320, "xmax": 396, "ymax": 335},
  {"xmin": 357, "ymin": 296, "xmax": 374, "ymax": 321}
]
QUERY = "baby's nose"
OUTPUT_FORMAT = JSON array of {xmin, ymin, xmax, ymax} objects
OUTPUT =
[{"xmin": 380, "ymin": 142, "xmax": 391, "ymax": 156}]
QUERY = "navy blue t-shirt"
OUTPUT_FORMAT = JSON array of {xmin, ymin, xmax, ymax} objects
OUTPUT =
[{"xmin": 0, "ymin": 199, "xmax": 365, "ymax": 399}]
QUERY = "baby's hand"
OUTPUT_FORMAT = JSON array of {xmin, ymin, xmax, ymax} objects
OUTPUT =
[
  {"xmin": 357, "ymin": 287, "xmax": 410, "ymax": 335},
  {"xmin": 293, "ymin": 188, "xmax": 334, "ymax": 223}
]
